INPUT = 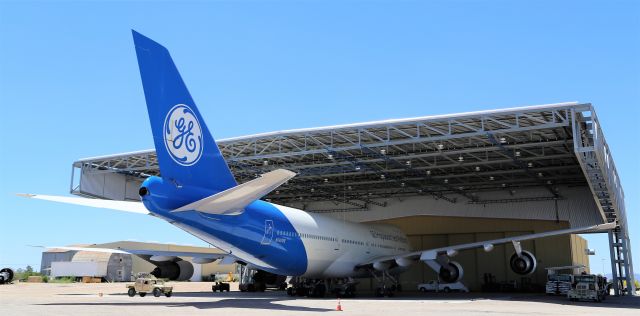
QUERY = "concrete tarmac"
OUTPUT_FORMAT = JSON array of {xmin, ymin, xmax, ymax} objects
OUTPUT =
[{"xmin": 1, "ymin": 282, "xmax": 638, "ymax": 316}]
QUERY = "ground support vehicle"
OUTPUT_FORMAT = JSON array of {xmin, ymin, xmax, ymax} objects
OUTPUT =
[
  {"xmin": 212, "ymin": 282, "xmax": 230, "ymax": 292},
  {"xmin": 418, "ymin": 280, "xmax": 469, "ymax": 293},
  {"xmin": 126, "ymin": 273, "xmax": 173, "ymax": 298},
  {"xmin": 546, "ymin": 274, "xmax": 574, "ymax": 295},
  {"xmin": 567, "ymin": 274, "xmax": 608, "ymax": 302}
]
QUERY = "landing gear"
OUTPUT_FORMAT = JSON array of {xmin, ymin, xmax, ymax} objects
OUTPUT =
[
  {"xmin": 286, "ymin": 278, "xmax": 356, "ymax": 298},
  {"xmin": 371, "ymin": 270, "xmax": 400, "ymax": 297},
  {"xmin": 375, "ymin": 286, "xmax": 396, "ymax": 297}
]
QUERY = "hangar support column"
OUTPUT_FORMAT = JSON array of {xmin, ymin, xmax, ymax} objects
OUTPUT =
[{"xmin": 573, "ymin": 106, "xmax": 635, "ymax": 296}]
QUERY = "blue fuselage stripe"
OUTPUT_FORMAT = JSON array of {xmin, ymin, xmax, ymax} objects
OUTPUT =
[{"xmin": 145, "ymin": 198, "xmax": 308, "ymax": 276}]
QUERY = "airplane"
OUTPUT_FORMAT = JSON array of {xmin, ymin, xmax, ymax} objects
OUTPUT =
[{"xmin": 21, "ymin": 30, "xmax": 615, "ymax": 298}]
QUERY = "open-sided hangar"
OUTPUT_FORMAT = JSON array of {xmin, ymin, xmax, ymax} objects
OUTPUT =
[{"xmin": 69, "ymin": 102, "xmax": 635, "ymax": 295}]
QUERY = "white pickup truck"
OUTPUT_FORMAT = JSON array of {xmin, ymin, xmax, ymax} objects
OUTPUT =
[{"xmin": 418, "ymin": 280, "xmax": 469, "ymax": 293}]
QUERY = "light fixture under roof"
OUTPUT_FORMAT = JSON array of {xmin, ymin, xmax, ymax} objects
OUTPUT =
[
  {"xmin": 475, "ymin": 166, "xmax": 480, "ymax": 172},
  {"xmin": 437, "ymin": 144, "xmax": 444, "ymax": 150},
  {"xmin": 444, "ymin": 179, "xmax": 449, "ymax": 183},
  {"xmin": 380, "ymin": 149, "xmax": 386, "ymax": 155}
]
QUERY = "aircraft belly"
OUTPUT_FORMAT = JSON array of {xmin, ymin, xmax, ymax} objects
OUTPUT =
[{"xmin": 171, "ymin": 221, "xmax": 276, "ymax": 270}]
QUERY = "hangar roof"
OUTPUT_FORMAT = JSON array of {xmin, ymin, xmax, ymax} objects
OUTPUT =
[{"xmin": 70, "ymin": 102, "xmax": 626, "ymax": 228}]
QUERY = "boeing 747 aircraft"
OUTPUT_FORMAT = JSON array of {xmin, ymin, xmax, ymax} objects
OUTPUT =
[{"xmin": 21, "ymin": 31, "xmax": 614, "ymax": 297}]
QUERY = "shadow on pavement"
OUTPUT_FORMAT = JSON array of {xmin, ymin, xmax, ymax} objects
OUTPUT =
[
  {"xmin": 50, "ymin": 290, "xmax": 640, "ymax": 310},
  {"xmin": 41, "ymin": 296, "xmax": 333, "ymax": 312}
]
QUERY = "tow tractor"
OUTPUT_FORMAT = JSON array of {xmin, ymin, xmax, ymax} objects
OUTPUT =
[
  {"xmin": 568, "ymin": 274, "xmax": 609, "ymax": 302},
  {"xmin": 212, "ymin": 281, "xmax": 230, "ymax": 292}
]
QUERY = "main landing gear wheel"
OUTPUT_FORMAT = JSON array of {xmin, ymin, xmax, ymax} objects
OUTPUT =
[{"xmin": 375, "ymin": 287, "xmax": 395, "ymax": 297}]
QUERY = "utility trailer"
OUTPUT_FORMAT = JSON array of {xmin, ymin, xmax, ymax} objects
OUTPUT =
[{"xmin": 545, "ymin": 265, "xmax": 585, "ymax": 296}]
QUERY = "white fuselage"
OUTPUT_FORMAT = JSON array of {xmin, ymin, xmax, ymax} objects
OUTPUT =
[
  {"xmin": 276, "ymin": 204, "xmax": 411, "ymax": 278},
  {"xmin": 171, "ymin": 203, "xmax": 411, "ymax": 278}
]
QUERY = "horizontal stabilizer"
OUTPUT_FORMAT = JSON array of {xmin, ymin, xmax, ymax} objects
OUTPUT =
[
  {"xmin": 172, "ymin": 169, "xmax": 296, "ymax": 215},
  {"xmin": 17, "ymin": 194, "xmax": 149, "ymax": 215}
]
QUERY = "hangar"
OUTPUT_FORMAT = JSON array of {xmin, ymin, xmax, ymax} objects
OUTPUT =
[
  {"xmin": 68, "ymin": 102, "xmax": 634, "ymax": 295},
  {"xmin": 40, "ymin": 241, "xmax": 235, "ymax": 281}
]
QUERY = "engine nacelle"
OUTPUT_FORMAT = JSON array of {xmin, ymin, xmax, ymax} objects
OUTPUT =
[
  {"xmin": 150, "ymin": 255, "xmax": 177, "ymax": 262},
  {"xmin": 438, "ymin": 261, "xmax": 464, "ymax": 283},
  {"xmin": 150, "ymin": 260, "xmax": 194, "ymax": 281},
  {"xmin": 509, "ymin": 250, "xmax": 537, "ymax": 275},
  {"xmin": 192, "ymin": 257, "xmax": 217, "ymax": 264},
  {"xmin": 395, "ymin": 257, "xmax": 414, "ymax": 267},
  {"xmin": 0, "ymin": 268, "xmax": 14, "ymax": 284},
  {"xmin": 373, "ymin": 261, "xmax": 391, "ymax": 271}
]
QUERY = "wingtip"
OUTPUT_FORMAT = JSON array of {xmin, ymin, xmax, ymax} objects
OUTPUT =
[
  {"xmin": 16, "ymin": 193, "xmax": 36, "ymax": 198},
  {"xmin": 273, "ymin": 168, "xmax": 297, "ymax": 178}
]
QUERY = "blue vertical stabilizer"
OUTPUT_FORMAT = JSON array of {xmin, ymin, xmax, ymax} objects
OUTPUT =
[{"xmin": 132, "ymin": 30, "xmax": 237, "ymax": 191}]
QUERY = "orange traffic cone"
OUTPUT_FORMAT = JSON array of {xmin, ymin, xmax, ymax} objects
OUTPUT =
[{"xmin": 336, "ymin": 299, "xmax": 343, "ymax": 311}]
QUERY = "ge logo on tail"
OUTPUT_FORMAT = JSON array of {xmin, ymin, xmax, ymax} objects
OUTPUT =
[{"xmin": 163, "ymin": 104, "xmax": 204, "ymax": 166}]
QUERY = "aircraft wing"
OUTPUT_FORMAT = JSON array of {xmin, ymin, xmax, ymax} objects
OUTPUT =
[
  {"xmin": 357, "ymin": 221, "xmax": 616, "ymax": 268},
  {"xmin": 17, "ymin": 194, "xmax": 149, "ymax": 215},
  {"xmin": 41, "ymin": 246, "xmax": 236, "ymax": 264}
]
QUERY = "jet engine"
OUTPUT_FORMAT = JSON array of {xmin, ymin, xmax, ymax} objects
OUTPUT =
[
  {"xmin": 150, "ymin": 260, "xmax": 194, "ymax": 281},
  {"xmin": 509, "ymin": 250, "xmax": 537, "ymax": 275},
  {"xmin": 438, "ymin": 261, "xmax": 464, "ymax": 283},
  {"xmin": 0, "ymin": 268, "xmax": 14, "ymax": 284}
]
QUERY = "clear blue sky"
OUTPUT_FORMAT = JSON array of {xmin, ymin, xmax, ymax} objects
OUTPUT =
[{"xmin": 0, "ymin": 0, "xmax": 638, "ymax": 276}]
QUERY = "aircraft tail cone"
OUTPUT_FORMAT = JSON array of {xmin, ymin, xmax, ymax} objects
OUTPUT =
[{"xmin": 336, "ymin": 299, "xmax": 343, "ymax": 311}]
